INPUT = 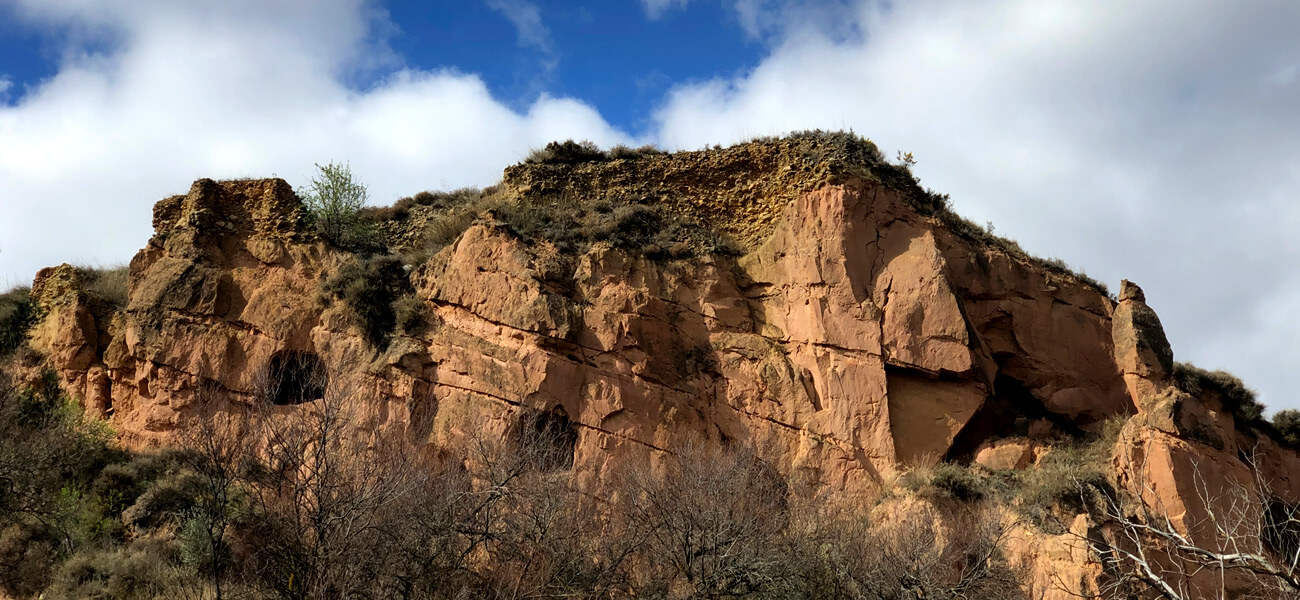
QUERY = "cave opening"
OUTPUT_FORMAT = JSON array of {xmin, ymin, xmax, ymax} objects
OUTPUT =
[
  {"xmin": 518, "ymin": 407, "xmax": 579, "ymax": 471},
  {"xmin": 266, "ymin": 351, "xmax": 327, "ymax": 406},
  {"xmin": 944, "ymin": 372, "xmax": 1082, "ymax": 463}
]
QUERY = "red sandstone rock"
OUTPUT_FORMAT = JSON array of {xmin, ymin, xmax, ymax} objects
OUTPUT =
[{"xmin": 19, "ymin": 145, "xmax": 1300, "ymax": 598}]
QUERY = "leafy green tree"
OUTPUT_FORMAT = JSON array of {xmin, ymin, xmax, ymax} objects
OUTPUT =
[{"xmin": 300, "ymin": 162, "xmax": 368, "ymax": 247}]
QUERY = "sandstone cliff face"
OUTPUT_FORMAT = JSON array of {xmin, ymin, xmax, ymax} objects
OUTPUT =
[
  {"xmin": 20, "ymin": 140, "xmax": 1300, "ymax": 598},
  {"xmin": 34, "ymin": 165, "xmax": 1134, "ymax": 493}
]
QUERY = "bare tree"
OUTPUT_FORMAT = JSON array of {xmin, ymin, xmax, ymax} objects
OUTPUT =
[
  {"xmin": 173, "ymin": 384, "xmax": 256, "ymax": 600},
  {"xmin": 617, "ymin": 441, "xmax": 792, "ymax": 599},
  {"xmin": 235, "ymin": 373, "xmax": 425, "ymax": 599},
  {"xmin": 793, "ymin": 499, "xmax": 1026, "ymax": 600},
  {"xmin": 458, "ymin": 410, "xmax": 634, "ymax": 600},
  {"xmin": 1073, "ymin": 451, "xmax": 1300, "ymax": 600}
]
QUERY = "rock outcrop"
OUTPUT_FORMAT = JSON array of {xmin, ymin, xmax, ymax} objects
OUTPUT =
[
  {"xmin": 15, "ymin": 136, "xmax": 1300, "ymax": 599},
  {"xmin": 49, "ymin": 169, "xmax": 1135, "ymax": 492}
]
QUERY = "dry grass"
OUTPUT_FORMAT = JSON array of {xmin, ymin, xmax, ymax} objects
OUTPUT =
[{"xmin": 76, "ymin": 264, "xmax": 129, "ymax": 310}]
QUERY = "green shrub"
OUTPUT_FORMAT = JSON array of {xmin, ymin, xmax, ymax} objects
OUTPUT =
[
  {"xmin": 1173, "ymin": 362, "xmax": 1264, "ymax": 427},
  {"xmin": 0, "ymin": 286, "xmax": 36, "ymax": 357},
  {"xmin": 1272, "ymin": 410, "xmax": 1300, "ymax": 448},
  {"xmin": 15, "ymin": 369, "xmax": 68, "ymax": 427},
  {"xmin": 0, "ymin": 522, "xmax": 61, "ymax": 597},
  {"xmin": 321, "ymin": 255, "xmax": 415, "ymax": 347},
  {"xmin": 121, "ymin": 472, "xmax": 203, "ymax": 531},
  {"xmin": 1012, "ymin": 420, "xmax": 1121, "ymax": 532},
  {"xmin": 44, "ymin": 539, "xmax": 188, "ymax": 600},
  {"xmin": 928, "ymin": 463, "xmax": 987, "ymax": 502},
  {"xmin": 300, "ymin": 162, "xmax": 378, "ymax": 251}
]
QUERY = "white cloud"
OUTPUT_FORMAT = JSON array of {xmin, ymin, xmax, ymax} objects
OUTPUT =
[
  {"xmin": 641, "ymin": 0, "xmax": 694, "ymax": 20},
  {"xmin": 486, "ymin": 0, "xmax": 552, "ymax": 53},
  {"xmin": 653, "ymin": 0, "xmax": 1300, "ymax": 409},
  {"xmin": 484, "ymin": 0, "xmax": 558, "ymax": 88},
  {"xmin": 0, "ymin": 0, "xmax": 629, "ymax": 288}
]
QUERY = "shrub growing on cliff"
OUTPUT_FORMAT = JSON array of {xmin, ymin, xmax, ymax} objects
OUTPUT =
[
  {"xmin": 1173, "ymin": 362, "xmax": 1265, "ymax": 428},
  {"xmin": 494, "ymin": 195, "xmax": 737, "ymax": 260},
  {"xmin": 320, "ymin": 254, "xmax": 415, "ymax": 347},
  {"xmin": 300, "ymin": 162, "xmax": 377, "ymax": 251},
  {"xmin": 1272, "ymin": 410, "xmax": 1300, "ymax": 448},
  {"xmin": 902, "ymin": 463, "xmax": 989, "ymax": 503},
  {"xmin": 0, "ymin": 286, "xmax": 36, "ymax": 358},
  {"xmin": 78, "ymin": 265, "xmax": 130, "ymax": 310},
  {"xmin": 524, "ymin": 140, "xmax": 608, "ymax": 165}
]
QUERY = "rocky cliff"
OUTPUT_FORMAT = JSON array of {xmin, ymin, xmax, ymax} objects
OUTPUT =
[{"xmin": 13, "ymin": 133, "xmax": 1300, "ymax": 598}]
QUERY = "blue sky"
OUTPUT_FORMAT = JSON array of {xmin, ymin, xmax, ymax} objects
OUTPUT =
[
  {"xmin": 385, "ymin": 1, "xmax": 763, "ymax": 133},
  {"xmin": 1, "ymin": 0, "xmax": 1299, "ymax": 410},
  {"xmin": 0, "ymin": 1, "xmax": 765, "ymax": 133}
]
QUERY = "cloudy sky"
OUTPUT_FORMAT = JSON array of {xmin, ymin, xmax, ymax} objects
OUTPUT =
[{"xmin": 0, "ymin": 1, "xmax": 1297, "ymax": 410}]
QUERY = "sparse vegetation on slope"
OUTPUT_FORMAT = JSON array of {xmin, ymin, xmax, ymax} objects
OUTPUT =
[
  {"xmin": 320, "ymin": 254, "xmax": 416, "ymax": 348},
  {"xmin": 343, "ymin": 131, "xmax": 1108, "ymax": 296},
  {"xmin": 0, "ymin": 364, "xmax": 1028, "ymax": 599},
  {"xmin": 0, "ymin": 287, "xmax": 36, "ymax": 358},
  {"xmin": 77, "ymin": 265, "xmax": 129, "ymax": 311},
  {"xmin": 1173, "ymin": 361, "xmax": 1265, "ymax": 428}
]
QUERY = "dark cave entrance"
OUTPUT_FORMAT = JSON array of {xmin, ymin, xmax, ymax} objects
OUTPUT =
[
  {"xmin": 266, "ymin": 351, "xmax": 327, "ymax": 406},
  {"xmin": 518, "ymin": 407, "xmax": 579, "ymax": 471},
  {"xmin": 944, "ymin": 372, "xmax": 1083, "ymax": 463}
]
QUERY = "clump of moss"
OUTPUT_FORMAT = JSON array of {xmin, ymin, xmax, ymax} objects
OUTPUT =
[
  {"xmin": 1173, "ymin": 362, "xmax": 1264, "ymax": 428},
  {"xmin": 320, "ymin": 255, "xmax": 415, "ymax": 347}
]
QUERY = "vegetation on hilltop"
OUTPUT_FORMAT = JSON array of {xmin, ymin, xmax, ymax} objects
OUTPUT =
[
  {"xmin": 339, "ymin": 131, "xmax": 1111, "ymax": 296},
  {"xmin": 1173, "ymin": 361, "xmax": 1265, "ymax": 427}
]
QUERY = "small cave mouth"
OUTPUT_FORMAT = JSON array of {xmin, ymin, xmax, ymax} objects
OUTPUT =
[
  {"xmin": 266, "ymin": 351, "xmax": 327, "ymax": 406},
  {"xmin": 517, "ymin": 407, "xmax": 579, "ymax": 472}
]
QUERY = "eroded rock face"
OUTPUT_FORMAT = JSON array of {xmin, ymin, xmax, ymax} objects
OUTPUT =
[
  {"xmin": 27, "ymin": 264, "xmax": 112, "ymax": 416},
  {"xmin": 24, "ymin": 154, "xmax": 1300, "ymax": 598},
  {"xmin": 25, "ymin": 173, "xmax": 1143, "ymax": 494}
]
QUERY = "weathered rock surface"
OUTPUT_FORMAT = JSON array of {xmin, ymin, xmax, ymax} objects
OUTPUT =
[
  {"xmin": 19, "ymin": 139, "xmax": 1300, "ymax": 599},
  {"xmin": 26, "ymin": 162, "xmax": 1137, "ymax": 491}
]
